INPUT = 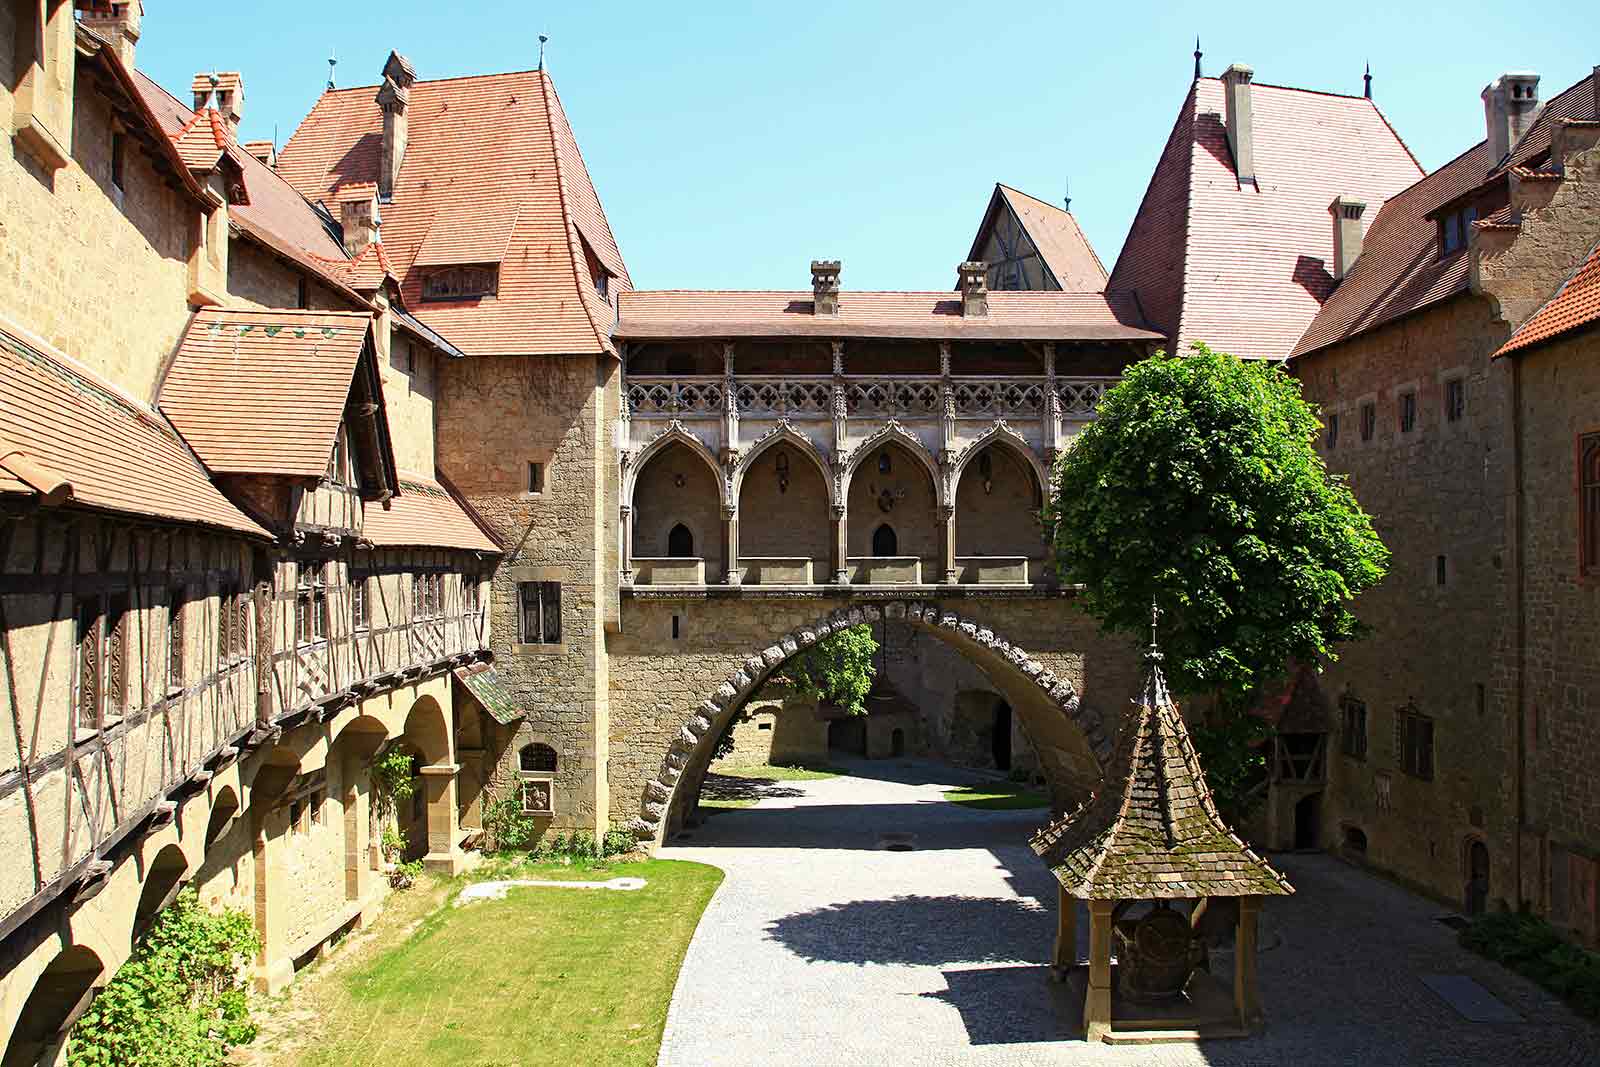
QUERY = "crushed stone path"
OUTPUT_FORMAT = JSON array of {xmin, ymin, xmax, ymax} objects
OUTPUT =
[{"xmin": 657, "ymin": 757, "xmax": 1600, "ymax": 1066}]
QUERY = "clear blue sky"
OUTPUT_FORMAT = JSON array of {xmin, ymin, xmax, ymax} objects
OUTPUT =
[{"xmin": 136, "ymin": 1, "xmax": 1595, "ymax": 292}]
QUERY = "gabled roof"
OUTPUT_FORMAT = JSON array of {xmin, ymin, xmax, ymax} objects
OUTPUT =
[
  {"xmin": 276, "ymin": 68, "xmax": 630, "ymax": 357},
  {"xmin": 615, "ymin": 290, "xmax": 1160, "ymax": 342},
  {"xmin": 159, "ymin": 308, "xmax": 386, "ymax": 479},
  {"xmin": 1108, "ymin": 76, "xmax": 1424, "ymax": 361},
  {"xmin": 1030, "ymin": 653, "xmax": 1293, "ymax": 900},
  {"xmin": 0, "ymin": 318, "xmax": 267, "ymax": 536},
  {"xmin": 1496, "ymin": 236, "xmax": 1600, "ymax": 358},
  {"xmin": 968, "ymin": 184, "xmax": 1108, "ymax": 291},
  {"xmin": 1291, "ymin": 142, "xmax": 1495, "ymax": 359},
  {"xmin": 362, "ymin": 474, "xmax": 502, "ymax": 553},
  {"xmin": 1490, "ymin": 73, "xmax": 1600, "ymax": 177}
]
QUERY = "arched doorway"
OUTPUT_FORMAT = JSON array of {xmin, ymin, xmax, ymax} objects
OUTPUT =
[
  {"xmin": 630, "ymin": 439, "xmax": 724, "ymax": 579},
  {"xmin": 891, "ymin": 728, "xmax": 906, "ymax": 757},
  {"xmin": 846, "ymin": 440, "xmax": 940, "ymax": 579},
  {"xmin": 872, "ymin": 524, "xmax": 898, "ymax": 557},
  {"xmin": 1294, "ymin": 793, "xmax": 1321, "ymax": 850},
  {"xmin": 133, "ymin": 843, "xmax": 189, "ymax": 944},
  {"xmin": 828, "ymin": 716, "xmax": 867, "ymax": 756},
  {"xmin": 2, "ymin": 946, "xmax": 103, "ymax": 1067},
  {"xmin": 667, "ymin": 523, "xmax": 695, "ymax": 558},
  {"xmin": 991, "ymin": 701, "xmax": 1013, "ymax": 771},
  {"xmin": 1466, "ymin": 840, "xmax": 1490, "ymax": 915}
]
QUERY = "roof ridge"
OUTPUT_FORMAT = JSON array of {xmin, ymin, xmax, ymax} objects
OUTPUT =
[
  {"xmin": 1368, "ymin": 98, "xmax": 1426, "ymax": 176},
  {"xmin": 539, "ymin": 72, "xmax": 609, "ymax": 354},
  {"xmin": 317, "ymin": 66, "xmax": 546, "ymax": 96}
]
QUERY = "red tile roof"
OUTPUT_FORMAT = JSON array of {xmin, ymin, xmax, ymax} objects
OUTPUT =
[
  {"xmin": 0, "ymin": 319, "xmax": 266, "ymax": 536},
  {"xmin": 1290, "ymin": 142, "xmax": 1495, "ymax": 359},
  {"xmin": 362, "ymin": 474, "xmax": 501, "ymax": 553},
  {"xmin": 159, "ymin": 308, "xmax": 375, "ymax": 477},
  {"xmin": 1491, "ymin": 74, "xmax": 1600, "ymax": 176},
  {"xmin": 615, "ymin": 289, "xmax": 1161, "ymax": 342},
  {"xmin": 276, "ymin": 69, "xmax": 630, "ymax": 357},
  {"xmin": 1495, "ymin": 237, "xmax": 1600, "ymax": 358},
  {"xmin": 970, "ymin": 185, "xmax": 1108, "ymax": 291},
  {"xmin": 171, "ymin": 107, "xmax": 231, "ymax": 171},
  {"xmin": 1108, "ymin": 77, "xmax": 1424, "ymax": 361}
]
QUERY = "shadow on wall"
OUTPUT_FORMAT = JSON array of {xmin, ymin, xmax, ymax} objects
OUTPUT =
[{"xmin": 764, "ymin": 894, "xmax": 1051, "ymax": 966}]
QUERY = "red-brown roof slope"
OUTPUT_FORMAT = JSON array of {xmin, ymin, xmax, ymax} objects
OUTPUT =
[
  {"xmin": 0, "ymin": 320, "xmax": 266, "ymax": 536},
  {"xmin": 1291, "ymin": 142, "xmax": 1495, "ymax": 359},
  {"xmin": 275, "ymin": 69, "xmax": 630, "ymax": 357},
  {"xmin": 615, "ymin": 290, "xmax": 1161, "ymax": 342},
  {"xmin": 1492, "ymin": 73, "xmax": 1600, "ymax": 176},
  {"xmin": 362, "ymin": 474, "xmax": 502, "ymax": 553},
  {"xmin": 968, "ymin": 185, "xmax": 1108, "ymax": 291},
  {"xmin": 1496, "ymin": 237, "xmax": 1600, "ymax": 358},
  {"xmin": 160, "ymin": 308, "xmax": 373, "ymax": 476},
  {"xmin": 1109, "ymin": 77, "xmax": 1424, "ymax": 361}
]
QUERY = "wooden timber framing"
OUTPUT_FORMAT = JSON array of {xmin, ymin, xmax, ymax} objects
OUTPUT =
[{"xmin": 0, "ymin": 504, "xmax": 493, "ymax": 947}]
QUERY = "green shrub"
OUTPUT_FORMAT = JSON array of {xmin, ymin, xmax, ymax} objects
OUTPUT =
[
  {"xmin": 1459, "ymin": 910, "xmax": 1600, "ymax": 1021},
  {"xmin": 69, "ymin": 888, "xmax": 258, "ymax": 1066},
  {"xmin": 482, "ymin": 789, "xmax": 541, "ymax": 851},
  {"xmin": 389, "ymin": 860, "xmax": 424, "ymax": 890}
]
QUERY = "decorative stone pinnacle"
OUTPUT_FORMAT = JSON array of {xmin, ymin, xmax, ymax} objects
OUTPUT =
[{"xmin": 1147, "ymin": 601, "xmax": 1164, "ymax": 663}]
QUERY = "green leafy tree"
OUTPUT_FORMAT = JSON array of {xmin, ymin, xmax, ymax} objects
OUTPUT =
[
  {"xmin": 69, "ymin": 888, "xmax": 259, "ymax": 1066},
  {"xmin": 775, "ymin": 624, "xmax": 878, "ymax": 716}
]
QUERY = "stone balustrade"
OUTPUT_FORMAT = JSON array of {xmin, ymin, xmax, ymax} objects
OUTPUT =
[{"xmin": 624, "ymin": 374, "xmax": 1114, "ymax": 421}]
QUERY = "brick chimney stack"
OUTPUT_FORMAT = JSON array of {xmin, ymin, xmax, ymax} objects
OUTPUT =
[
  {"xmin": 81, "ymin": 1, "xmax": 142, "ymax": 67},
  {"xmin": 192, "ymin": 72, "xmax": 245, "ymax": 134},
  {"xmin": 1482, "ymin": 72, "xmax": 1541, "ymax": 162},
  {"xmin": 1330, "ymin": 196, "xmax": 1367, "ymax": 281},
  {"xmin": 812, "ymin": 260, "xmax": 841, "ymax": 317},
  {"xmin": 958, "ymin": 261, "xmax": 989, "ymax": 317},
  {"xmin": 1223, "ymin": 63, "xmax": 1256, "ymax": 187},
  {"xmin": 339, "ymin": 191, "xmax": 381, "ymax": 257},
  {"xmin": 376, "ymin": 51, "xmax": 417, "ymax": 201}
]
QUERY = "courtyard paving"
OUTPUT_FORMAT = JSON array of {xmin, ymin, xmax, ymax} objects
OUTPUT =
[{"xmin": 657, "ymin": 757, "xmax": 1600, "ymax": 1066}]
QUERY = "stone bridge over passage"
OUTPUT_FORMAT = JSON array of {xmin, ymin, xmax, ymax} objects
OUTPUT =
[{"xmin": 609, "ymin": 591, "xmax": 1144, "ymax": 845}]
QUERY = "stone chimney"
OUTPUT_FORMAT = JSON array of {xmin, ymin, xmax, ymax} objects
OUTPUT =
[
  {"xmin": 1222, "ymin": 63, "xmax": 1256, "ymax": 186},
  {"xmin": 375, "ymin": 52, "xmax": 417, "ymax": 201},
  {"xmin": 81, "ymin": 1, "xmax": 142, "ymax": 67},
  {"xmin": 340, "ymin": 192, "xmax": 381, "ymax": 257},
  {"xmin": 1482, "ymin": 72, "xmax": 1541, "ymax": 162},
  {"xmin": 243, "ymin": 139, "xmax": 276, "ymax": 169},
  {"xmin": 811, "ymin": 260, "xmax": 840, "ymax": 317},
  {"xmin": 192, "ymin": 72, "xmax": 245, "ymax": 134},
  {"xmin": 1330, "ymin": 196, "xmax": 1367, "ymax": 281},
  {"xmin": 958, "ymin": 261, "xmax": 989, "ymax": 317}
]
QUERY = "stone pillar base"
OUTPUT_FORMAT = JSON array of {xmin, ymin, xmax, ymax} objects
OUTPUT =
[
  {"xmin": 422, "ymin": 849, "xmax": 467, "ymax": 875},
  {"xmin": 254, "ymin": 957, "xmax": 295, "ymax": 995}
]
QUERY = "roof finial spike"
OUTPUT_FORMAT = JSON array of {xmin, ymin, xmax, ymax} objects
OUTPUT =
[
  {"xmin": 1063, "ymin": 175, "xmax": 1071, "ymax": 213},
  {"xmin": 1194, "ymin": 36, "xmax": 1203, "ymax": 80},
  {"xmin": 327, "ymin": 48, "xmax": 337, "ymax": 91},
  {"xmin": 1363, "ymin": 60, "xmax": 1373, "ymax": 100},
  {"xmin": 538, "ymin": 33, "xmax": 550, "ymax": 73},
  {"xmin": 1147, "ymin": 600, "xmax": 1164, "ymax": 662}
]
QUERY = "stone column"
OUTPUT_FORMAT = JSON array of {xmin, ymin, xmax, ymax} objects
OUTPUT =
[
  {"xmin": 1042, "ymin": 342, "xmax": 1063, "ymax": 458},
  {"xmin": 1052, "ymin": 885, "xmax": 1078, "ymax": 976},
  {"xmin": 1084, "ymin": 898, "xmax": 1116, "ymax": 1042},
  {"xmin": 830, "ymin": 505, "xmax": 849, "ymax": 585},
  {"xmin": 619, "ymin": 504, "xmax": 634, "ymax": 586},
  {"xmin": 418, "ymin": 763, "xmax": 464, "ymax": 874},
  {"xmin": 722, "ymin": 342, "xmax": 739, "ymax": 463},
  {"xmin": 722, "ymin": 504, "xmax": 741, "ymax": 585},
  {"xmin": 940, "ymin": 505, "xmax": 958, "ymax": 585},
  {"xmin": 1234, "ymin": 895, "xmax": 1263, "ymax": 1031}
]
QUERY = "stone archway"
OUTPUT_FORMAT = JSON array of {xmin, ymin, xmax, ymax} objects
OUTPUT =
[{"xmin": 624, "ymin": 600, "xmax": 1115, "ymax": 846}]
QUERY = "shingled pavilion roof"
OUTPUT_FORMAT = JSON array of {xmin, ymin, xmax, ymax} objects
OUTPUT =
[{"xmin": 1030, "ymin": 652, "xmax": 1293, "ymax": 900}]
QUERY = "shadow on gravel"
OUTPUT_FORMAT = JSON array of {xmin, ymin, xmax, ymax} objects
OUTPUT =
[
  {"xmin": 765, "ymin": 894, "xmax": 1049, "ymax": 966},
  {"xmin": 700, "ymin": 772, "xmax": 805, "ymax": 803},
  {"xmin": 922, "ymin": 965, "xmax": 1078, "ymax": 1045}
]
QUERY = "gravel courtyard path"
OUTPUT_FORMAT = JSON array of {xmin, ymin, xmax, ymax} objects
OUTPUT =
[{"xmin": 657, "ymin": 757, "xmax": 1599, "ymax": 1067}]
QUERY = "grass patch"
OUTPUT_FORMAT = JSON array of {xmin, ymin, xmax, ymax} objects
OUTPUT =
[
  {"xmin": 1460, "ymin": 910, "xmax": 1600, "ymax": 1021},
  {"xmin": 943, "ymin": 783, "xmax": 1049, "ymax": 810},
  {"xmin": 699, "ymin": 795, "xmax": 758, "ymax": 810},
  {"xmin": 714, "ymin": 762, "xmax": 846, "ymax": 781},
  {"xmin": 257, "ymin": 858, "xmax": 721, "ymax": 1066}
]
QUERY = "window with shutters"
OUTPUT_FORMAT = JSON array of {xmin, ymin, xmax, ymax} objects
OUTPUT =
[
  {"xmin": 106, "ymin": 592, "xmax": 130, "ymax": 715},
  {"xmin": 295, "ymin": 564, "xmax": 327, "ymax": 646},
  {"xmin": 75, "ymin": 598, "xmax": 102, "ymax": 731},
  {"xmin": 234, "ymin": 590, "xmax": 250, "ymax": 661},
  {"xmin": 518, "ymin": 582, "xmax": 561, "ymax": 644},
  {"xmin": 1360, "ymin": 401, "xmax": 1377, "ymax": 442},
  {"xmin": 1340, "ymin": 697, "xmax": 1367, "ymax": 759},
  {"xmin": 1399, "ymin": 707, "xmax": 1434, "ymax": 780},
  {"xmin": 352, "ymin": 571, "xmax": 370, "ymax": 630},
  {"xmin": 166, "ymin": 587, "xmax": 185, "ymax": 691}
]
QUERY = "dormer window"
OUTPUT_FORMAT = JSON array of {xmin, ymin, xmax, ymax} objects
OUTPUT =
[
  {"xmin": 596, "ymin": 270, "xmax": 610, "ymax": 302},
  {"xmin": 421, "ymin": 264, "xmax": 499, "ymax": 301},
  {"xmin": 326, "ymin": 424, "xmax": 356, "ymax": 487},
  {"xmin": 1439, "ymin": 206, "xmax": 1478, "ymax": 255}
]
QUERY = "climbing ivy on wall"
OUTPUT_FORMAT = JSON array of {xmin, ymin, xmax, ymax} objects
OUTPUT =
[
  {"xmin": 69, "ymin": 889, "xmax": 258, "ymax": 1067},
  {"xmin": 776, "ymin": 624, "xmax": 879, "ymax": 716}
]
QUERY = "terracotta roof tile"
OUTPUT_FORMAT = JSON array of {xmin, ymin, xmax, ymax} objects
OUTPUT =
[
  {"xmin": 171, "ymin": 107, "xmax": 229, "ymax": 170},
  {"xmin": 1110, "ymin": 78, "xmax": 1424, "ymax": 361},
  {"xmin": 0, "ymin": 320, "xmax": 266, "ymax": 536},
  {"xmin": 159, "ymin": 307, "xmax": 373, "ymax": 477},
  {"xmin": 616, "ymin": 289, "xmax": 1160, "ymax": 342},
  {"xmin": 363, "ymin": 474, "xmax": 501, "ymax": 552},
  {"xmin": 1496, "ymin": 237, "xmax": 1600, "ymax": 358},
  {"xmin": 980, "ymin": 185, "xmax": 1108, "ymax": 290},
  {"xmin": 413, "ymin": 201, "xmax": 522, "ymax": 267},
  {"xmin": 276, "ymin": 69, "xmax": 629, "ymax": 357},
  {"xmin": 1492, "ymin": 74, "xmax": 1600, "ymax": 176}
]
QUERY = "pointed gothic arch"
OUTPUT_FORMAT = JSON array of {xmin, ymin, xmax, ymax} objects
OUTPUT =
[
  {"xmin": 839, "ymin": 421, "xmax": 944, "ymax": 508},
  {"xmin": 623, "ymin": 421, "xmax": 728, "ymax": 512},
  {"xmin": 730, "ymin": 422, "xmax": 836, "ymax": 508},
  {"xmin": 949, "ymin": 422, "xmax": 1049, "ymax": 506}
]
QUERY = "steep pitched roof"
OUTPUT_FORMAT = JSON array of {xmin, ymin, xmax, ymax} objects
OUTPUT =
[
  {"xmin": 159, "ymin": 308, "xmax": 383, "ymax": 478},
  {"xmin": 0, "ymin": 319, "xmax": 266, "ymax": 536},
  {"xmin": 1495, "ymin": 236, "xmax": 1600, "ymax": 358},
  {"xmin": 362, "ymin": 474, "xmax": 501, "ymax": 552},
  {"xmin": 968, "ymin": 184, "xmax": 1108, "ymax": 291},
  {"xmin": 276, "ymin": 68, "xmax": 630, "ymax": 357},
  {"xmin": 615, "ymin": 290, "xmax": 1160, "ymax": 342},
  {"xmin": 1290, "ymin": 142, "xmax": 1495, "ymax": 359},
  {"xmin": 1030, "ymin": 653, "xmax": 1293, "ymax": 900},
  {"xmin": 1108, "ymin": 77, "xmax": 1424, "ymax": 361}
]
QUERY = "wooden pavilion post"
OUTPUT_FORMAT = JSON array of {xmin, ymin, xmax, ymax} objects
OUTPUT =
[
  {"xmin": 1084, "ymin": 898, "xmax": 1116, "ymax": 1041},
  {"xmin": 1234, "ymin": 895, "xmax": 1263, "ymax": 1031},
  {"xmin": 1052, "ymin": 885, "xmax": 1077, "ymax": 975}
]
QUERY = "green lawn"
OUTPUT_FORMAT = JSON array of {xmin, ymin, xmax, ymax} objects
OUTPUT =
[
  {"xmin": 698, "ymin": 762, "xmax": 846, "ymax": 812},
  {"xmin": 714, "ymin": 762, "xmax": 846, "ymax": 781},
  {"xmin": 943, "ymin": 782, "xmax": 1049, "ymax": 810},
  {"xmin": 260, "ymin": 858, "xmax": 721, "ymax": 1067}
]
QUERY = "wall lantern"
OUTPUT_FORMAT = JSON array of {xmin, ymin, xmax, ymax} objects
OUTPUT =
[{"xmin": 776, "ymin": 450, "xmax": 790, "ymax": 494}]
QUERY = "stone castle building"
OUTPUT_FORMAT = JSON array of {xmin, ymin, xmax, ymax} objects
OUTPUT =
[{"xmin": 1, "ymin": 3, "xmax": 1599, "ymax": 1061}]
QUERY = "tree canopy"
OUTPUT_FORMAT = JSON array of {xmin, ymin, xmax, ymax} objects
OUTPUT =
[
  {"xmin": 776, "ymin": 624, "xmax": 878, "ymax": 715},
  {"xmin": 1045, "ymin": 345, "xmax": 1388, "ymax": 697}
]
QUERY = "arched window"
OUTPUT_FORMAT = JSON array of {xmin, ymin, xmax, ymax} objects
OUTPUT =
[
  {"xmin": 872, "ymin": 523, "xmax": 898, "ymax": 557},
  {"xmin": 667, "ymin": 523, "xmax": 695, "ymax": 558},
  {"xmin": 519, "ymin": 743, "xmax": 558, "ymax": 774}
]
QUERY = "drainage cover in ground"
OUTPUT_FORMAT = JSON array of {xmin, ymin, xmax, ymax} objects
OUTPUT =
[
  {"xmin": 1420, "ymin": 974, "xmax": 1523, "ymax": 1023},
  {"xmin": 878, "ymin": 832, "xmax": 916, "ymax": 851}
]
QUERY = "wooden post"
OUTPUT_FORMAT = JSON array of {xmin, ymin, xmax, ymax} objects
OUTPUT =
[
  {"xmin": 1085, "ymin": 898, "xmax": 1116, "ymax": 1041},
  {"xmin": 1052, "ymin": 885, "xmax": 1077, "ymax": 976},
  {"xmin": 1234, "ymin": 895, "xmax": 1263, "ymax": 1031}
]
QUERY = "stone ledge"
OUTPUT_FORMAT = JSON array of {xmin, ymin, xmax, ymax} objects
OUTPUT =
[{"xmin": 621, "ymin": 584, "xmax": 1082, "ymax": 602}]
